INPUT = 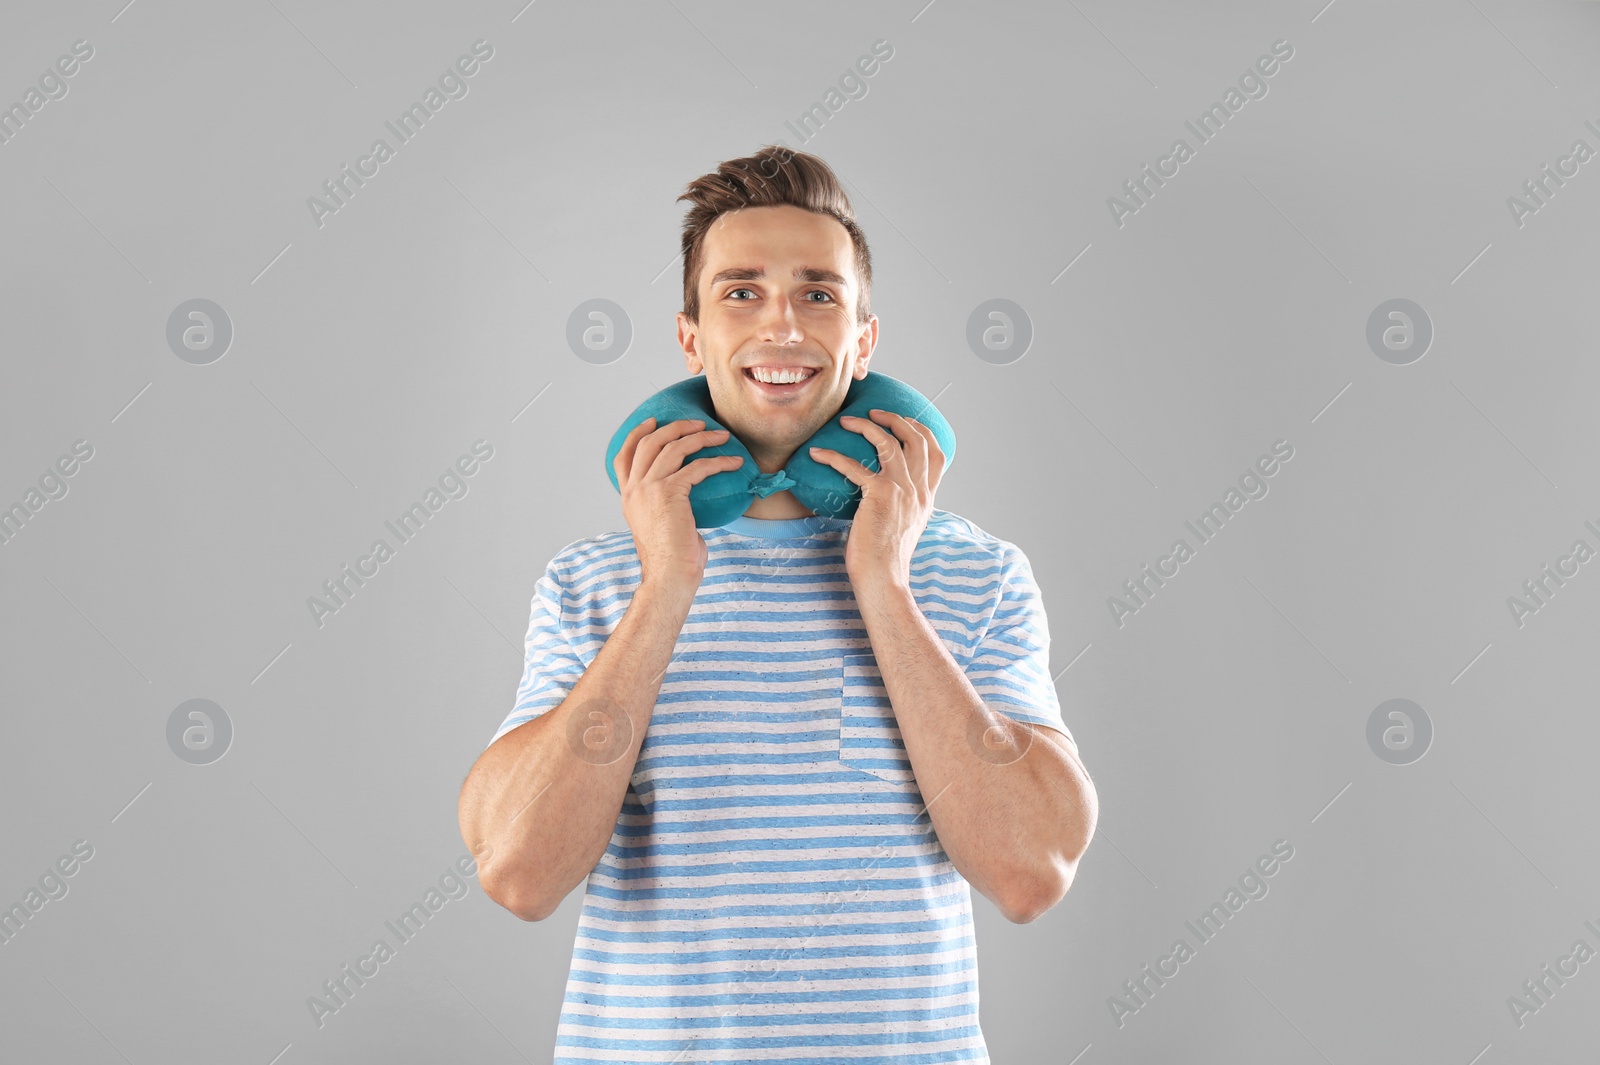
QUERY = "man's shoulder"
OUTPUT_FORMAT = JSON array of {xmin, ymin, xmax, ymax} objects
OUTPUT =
[
  {"xmin": 542, "ymin": 528, "xmax": 640, "ymax": 583},
  {"xmin": 921, "ymin": 507, "xmax": 1018, "ymax": 562},
  {"xmin": 924, "ymin": 507, "xmax": 989, "ymax": 544}
]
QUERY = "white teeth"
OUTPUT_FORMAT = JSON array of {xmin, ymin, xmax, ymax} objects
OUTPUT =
[{"xmin": 749, "ymin": 367, "xmax": 815, "ymax": 385}]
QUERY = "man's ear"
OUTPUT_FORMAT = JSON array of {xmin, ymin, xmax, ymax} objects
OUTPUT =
[
  {"xmin": 676, "ymin": 311, "xmax": 703, "ymax": 375},
  {"xmin": 852, "ymin": 314, "xmax": 879, "ymax": 379}
]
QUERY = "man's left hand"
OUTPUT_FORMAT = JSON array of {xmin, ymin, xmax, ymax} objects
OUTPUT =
[{"xmin": 809, "ymin": 408, "xmax": 946, "ymax": 592}]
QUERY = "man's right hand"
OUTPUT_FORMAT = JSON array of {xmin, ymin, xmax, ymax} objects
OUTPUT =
[{"xmin": 614, "ymin": 416, "xmax": 744, "ymax": 595}]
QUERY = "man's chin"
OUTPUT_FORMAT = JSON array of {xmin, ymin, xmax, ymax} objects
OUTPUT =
[{"xmin": 736, "ymin": 432, "xmax": 818, "ymax": 465}]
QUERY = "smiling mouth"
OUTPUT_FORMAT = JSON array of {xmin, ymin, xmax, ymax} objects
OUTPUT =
[{"xmin": 743, "ymin": 368, "xmax": 819, "ymax": 395}]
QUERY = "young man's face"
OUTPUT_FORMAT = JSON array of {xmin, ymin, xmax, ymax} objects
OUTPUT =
[{"xmin": 676, "ymin": 204, "xmax": 878, "ymax": 475}]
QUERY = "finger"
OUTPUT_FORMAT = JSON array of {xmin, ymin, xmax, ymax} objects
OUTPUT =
[
  {"xmin": 912, "ymin": 420, "xmax": 944, "ymax": 465},
  {"xmin": 645, "ymin": 427, "xmax": 733, "ymax": 485},
  {"xmin": 838, "ymin": 414, "xmax": 897, "ymax": 464},
  {"xmin": 869, "ymin": 410, "xmax": 928, "ymax": 487},
  {"xmin": 840, "ymin": 414, "xmax": 909, "ymax": 484},
  {"xmin": 626, "ymin": 418, "xmax": 705, "ymax": 488},
  {"xmin": 670, "ymin": 453, "xmax": 747, "ymax": 486},
  {"xmin": 807, "ymin": 445, "xmax": 875, "ymax": 487},
  {"xmin": 614, "ymin": 416, "xmax": 659, "ymax": 482},
  {"xmin": 919, "ymin": 421, "xmax": 947, "ymax": 483}
]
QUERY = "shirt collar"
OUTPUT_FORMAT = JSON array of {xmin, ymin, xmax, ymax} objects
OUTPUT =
[{"xmin": 714, "ymin": 514, "xmax": 851, "ymax": 540}]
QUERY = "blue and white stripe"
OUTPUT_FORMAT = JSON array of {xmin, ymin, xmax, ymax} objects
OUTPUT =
[{"xmin": 490, "ymin": 509, "xmax": 1071, "ymax": 1063}]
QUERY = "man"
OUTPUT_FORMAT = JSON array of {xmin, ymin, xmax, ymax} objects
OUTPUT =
[{"xmin": 457, "ymin": 146, "xmax": 1097, "ymax": 1063}]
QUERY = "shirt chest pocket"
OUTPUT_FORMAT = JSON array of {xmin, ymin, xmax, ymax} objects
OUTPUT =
[{"xmin": 837, "ymin": 652, "xmax": 917, "ymax": 785}]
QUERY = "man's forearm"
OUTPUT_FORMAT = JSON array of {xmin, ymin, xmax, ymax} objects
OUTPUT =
[
  {"xmin": 853, "ymin": 579, "xmax": 1098, "ymax": 922},
  {"xmin": 459, "ymin": 580, "xmax": 695, "ymax": 920}
]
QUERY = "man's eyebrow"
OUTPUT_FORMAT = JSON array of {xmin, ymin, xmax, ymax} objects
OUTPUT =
[{"xmin": 708, "ymin": 266, "xmax": 850, "ymax": 288}]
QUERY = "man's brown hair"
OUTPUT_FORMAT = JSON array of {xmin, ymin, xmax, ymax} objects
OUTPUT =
[{"xmin": 677, "ymin": 145, "xmax": 873, "ymax": 327}]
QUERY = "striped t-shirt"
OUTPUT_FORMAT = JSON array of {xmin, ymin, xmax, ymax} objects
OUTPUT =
[{"xmin": 488, "ymin": 507, "xmax": 1073, "ymax": 1064}]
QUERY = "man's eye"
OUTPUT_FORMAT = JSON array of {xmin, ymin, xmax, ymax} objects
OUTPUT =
[{"xmin": 724, "ymin": 288, "xmax": 832, "ymax": 302}]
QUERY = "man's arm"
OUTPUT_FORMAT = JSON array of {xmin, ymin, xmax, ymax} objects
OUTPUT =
[
  {"xmin": 853, "ymin": 577, "xmax": 1098, "ymax": 924},
  {"xmin": 458, "ymin": 579, "xmax": 696, "ymax": 921},
  {"xmin": 806, "ymin": 410, "xmax": 1094, "ymax": 922}
]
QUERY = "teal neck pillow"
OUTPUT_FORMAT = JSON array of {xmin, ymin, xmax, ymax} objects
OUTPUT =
[{"xmin": 604, "ymin": 370, "xmax": 957, "ymax": 529}]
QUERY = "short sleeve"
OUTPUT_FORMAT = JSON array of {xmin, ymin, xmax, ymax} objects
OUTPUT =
[
  {"xmin": 487, "ymin": 559, "xmax": 588, "ymax": 749},
  {"xmin": 966, "ymin": 542, "xmax": 1074, "ymax": 746}
]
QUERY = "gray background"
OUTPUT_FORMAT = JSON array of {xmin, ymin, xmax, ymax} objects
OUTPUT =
[{"xmin": 3, "ymin": 0, "xmax": 1598, "ymax": 1062}]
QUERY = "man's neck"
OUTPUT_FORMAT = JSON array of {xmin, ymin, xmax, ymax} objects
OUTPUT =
[{"xmin": 742, "ymin": 490, "xmax": 814, "ymax": 520}]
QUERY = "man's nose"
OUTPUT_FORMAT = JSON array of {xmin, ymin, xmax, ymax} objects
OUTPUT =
[{"xmin": 756, "ymin": 294, "xmax": 805, "ymax": 344}]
